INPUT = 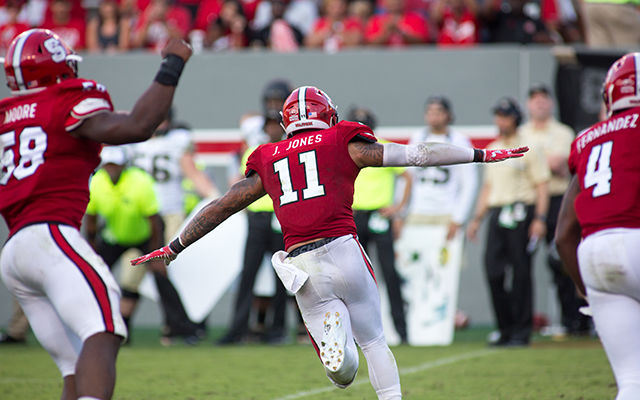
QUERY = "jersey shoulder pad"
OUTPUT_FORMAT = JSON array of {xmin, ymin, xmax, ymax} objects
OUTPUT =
[
  {"xmin": 336, "ymin": 120, "xmax": 377, "ymax": 143},
  {"xmin": 61, "ymin": 79, "xmax": 113, "ymax": 131},
  {"xmin": 57, "ymin": 78, "xmax": 110, "ymax": 94}
]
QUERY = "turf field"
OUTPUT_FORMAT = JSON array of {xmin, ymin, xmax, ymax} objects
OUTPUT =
[{"xmin": 0, "ymin": 327, "xmax": 616, "ymax": 399}]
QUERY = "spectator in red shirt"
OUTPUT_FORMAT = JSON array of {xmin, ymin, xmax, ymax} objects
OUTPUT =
[
  {"xmin": 203, "ymin": 0, "xmax": 249, "ymax": 50},
  {"xmin": 41, "ymin": 0, "xmax": 86, "ymax": 50},
  {"xmin": 194, "ymin": 0, "xmax": 222, "ymax": 30},
  {"xmin": 431, "ymin": 0, "xmax": 479, "ymax": 46},
  {"xmin": 86, "ymin": 0, "xmax": 132, "ymax": 53},
  {"xmin": 365, "ymin": 0, "xmax": 431, "ymax": 46},
  {"xmin": 133, "ymin": 0, "xmax": 192, "ymax": 52},
  {"xmin": 305, "ymin": 0, "xmax": 363, "ymax": 51},
  {"xmin": 193, "ymin": 0, "xmax": 260, "ymax": 33},
  {"xmin": 0, "ymin": 0, "xmax": 29, "ymax": 54}
]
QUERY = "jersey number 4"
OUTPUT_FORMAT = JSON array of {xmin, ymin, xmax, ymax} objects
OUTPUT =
[
  {"xmin": 273, "ymin": 150, "xmax": 325, "ymax": 206},
  {"xmin": 584, "ymin": 141, "xmax": 612, "ymax": 197},
  {"xmin": 0, "ymin": 127, "xmax": 47, "ymax": 185}
]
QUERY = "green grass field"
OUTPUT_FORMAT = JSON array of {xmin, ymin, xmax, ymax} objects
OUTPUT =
[{"xmin": 0, "ymin": 327, "xmax": 616, "ymax": 399}]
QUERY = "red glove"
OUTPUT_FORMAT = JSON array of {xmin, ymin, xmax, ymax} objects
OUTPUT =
[
  {"xmin": 483, "ymin": 146, "xmax": 529, "ymax": 162},
  {"xmin": 130, "ymin": 245, "xmax": 177, "ymax": 266}
]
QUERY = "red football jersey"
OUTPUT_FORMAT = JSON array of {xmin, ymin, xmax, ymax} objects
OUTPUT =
[
  {"xmin": 568, "ymin": 107, "xmax": 640, "ymax": 238},
  {"xmin": 246, "ymin": 121, "xmax": 376, "ymax": 249},
  {"xmin": 0, "ymin": 78, "xmax": 114, "ymax": 237}
]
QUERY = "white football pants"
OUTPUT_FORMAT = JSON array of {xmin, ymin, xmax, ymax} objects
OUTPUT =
[
  {"xmin": 578, "ymin": 228, "xmax": 640, "ymax": 400},
  {"xmin": 289, "ymin": 234, "xmax": 402, "ymax": 399},
  {"xmin": 0, "ymin": 223, "xmax": 127, "ymax": 376}
]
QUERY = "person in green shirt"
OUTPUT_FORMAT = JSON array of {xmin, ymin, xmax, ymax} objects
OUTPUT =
[
  {"xmin": 85, "ymin": 145, "xmax": 198, "ymax": 344},
  {"xmin": 349, "ymin": 107, "xmax": 411, "ymax": 344}
]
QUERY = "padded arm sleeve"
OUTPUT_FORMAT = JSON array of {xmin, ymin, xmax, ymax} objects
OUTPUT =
[{"xmin": 382, "ymin": 142, "xmax": 475, "ymax": 167}]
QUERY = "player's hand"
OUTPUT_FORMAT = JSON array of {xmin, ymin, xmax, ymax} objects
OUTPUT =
[
  {"xmin": 161, "ymin": 38, "xmax": 193, "ymax": 63},
  {"xmin": 482, "ymin": 146, "xmax": 529, "ymax": 162},
  {"xmin": 130, "ymin": 245, "xmax": 177, "ymax": 266}
]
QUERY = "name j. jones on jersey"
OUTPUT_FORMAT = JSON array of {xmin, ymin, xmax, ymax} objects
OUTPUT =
[
  {"xmin": 271, "ymin": 134, "xmax": 323, "ymax": 156},
  {"xmin": 4, "ymin": 103, "xmax": 37, "ymax": 124}
]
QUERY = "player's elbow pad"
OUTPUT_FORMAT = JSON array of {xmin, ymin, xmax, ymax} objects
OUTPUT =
[{"xmin": 382, "ymin": 142, "xmax": 475, "ymax": 167}]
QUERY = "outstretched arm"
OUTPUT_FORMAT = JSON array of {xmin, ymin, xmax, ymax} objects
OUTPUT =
[
  {"xmin": 131, "ymin": 173, "xmax": 266, "ymax": 265},
  {"xmin": 73, "ymin": 39, "xmax": 192, "ymax": 145},
  {"xmin": 555, "ymin": 175, "xmax": 586, "ymax": 297},
  {"xmin": 348, "ymin": 140, "xmax": 528, "ymax": 169}
]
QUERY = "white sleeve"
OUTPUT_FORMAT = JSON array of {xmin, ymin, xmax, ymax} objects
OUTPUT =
[{"xmin": 382, "ymin": 142, "xmax": 475, "ymax": 167}]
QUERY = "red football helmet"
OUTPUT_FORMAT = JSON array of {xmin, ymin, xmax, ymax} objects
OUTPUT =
[
  {"xmin": 603, "ymin": 52, "xmax": 640, "ymax": 117},
  {"xmin": 281, "ymin": 86, "xmax": 338, "ymax": 136},
  {"xmin": 3, "ymin": 28, "xmax": 81, "ymax": 94}
]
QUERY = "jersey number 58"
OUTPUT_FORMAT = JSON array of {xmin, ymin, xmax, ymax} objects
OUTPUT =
[{"xmin": 0, "ymin": 127, "xmax": 47, "ymax": 185}]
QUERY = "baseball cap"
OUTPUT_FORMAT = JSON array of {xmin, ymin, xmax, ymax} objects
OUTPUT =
[
  {"xmin": 528, "ymin": 83, "xmax": 551, "ymax": 97},
  {"xmin": 492, "ymin": 97, "xmax": 522, "ymax": 125},
  {"xmin": 100, "ymin": 146, "xmax": 128, "ymax": 166},
  {"xmin": 426, "ymin": 95, "xmax": 452, "ymax": 113},
  {"xmin": 493, "ymin": 97, "xmax": 520, "ymax": 116}
]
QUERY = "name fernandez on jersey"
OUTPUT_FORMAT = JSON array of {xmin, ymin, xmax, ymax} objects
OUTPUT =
[
  {"xmin": 575, "ymin": 113, "xmax": 639, "ymax": 153},
  {"xmin": 4, "ymin": 103, "xmax": 37, "ymax": 124}
]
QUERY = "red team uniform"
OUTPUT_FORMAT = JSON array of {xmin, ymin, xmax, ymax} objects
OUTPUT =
[
  {"xmin": 568, "ymin": 107, "xmax": 640, "ymax": 237},
  {"xmin": 0, "ymin": 78, "xmax": 112, "ymax": 236},
  {"xmin": 0, "ymin": 30, "xmax": 127, "ymax": 380},
  {"xmin": 245, "ymin": 89, "xmax": 402, "ymax": 399},
  {"xmin": 246, "ymin": 120, "xmax": 376, "ymax": 249},
  {"xmin": 561, "ymin": 53, "xmax": 640, "ymax": 400}
]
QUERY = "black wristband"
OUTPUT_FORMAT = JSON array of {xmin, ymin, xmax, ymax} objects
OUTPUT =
[
  {"xmin": 534, "ymin": 214, "xmax": 547, "ymax": 222},
  {"xmin": 154, "ymin": 54, "xmax": 185, "ymax": 86},
  {"xmin": 169, "ymin": 237, "xmax": 186, "ymax": 254},
  {"xmin": 473, "ymin": 149, "xmax": 484, "ymax": 162}
]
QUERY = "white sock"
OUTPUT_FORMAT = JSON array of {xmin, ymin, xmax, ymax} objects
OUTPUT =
[
  {"xmin": 78, "ymin": 397, "xmax": 102, "ymax": 400},
  {"xmin": 359, "ymin": 335, "xmax": 402, "ymax": 399}
]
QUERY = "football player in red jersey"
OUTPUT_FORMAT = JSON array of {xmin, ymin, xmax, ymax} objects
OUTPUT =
[
  {"xmin": 133, "ymin": 86, "xmax": 527, "ymax": 399},
  {"xmin": 556, "ymin": 52, "xmax": 640, "ymax": 400},
  {"xmin": 0, "ymin": 29, "xmax": 192, "ymax": 400}
]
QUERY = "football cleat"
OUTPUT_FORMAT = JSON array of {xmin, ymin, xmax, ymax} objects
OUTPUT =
[{"xmin": 320, "ymin": 311, "xmax": 346, "ymax": 372}]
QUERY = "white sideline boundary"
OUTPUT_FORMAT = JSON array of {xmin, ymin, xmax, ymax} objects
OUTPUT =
[{"xmin": 273, "ymin": 348, "xmax": 498, "ymax": 400}]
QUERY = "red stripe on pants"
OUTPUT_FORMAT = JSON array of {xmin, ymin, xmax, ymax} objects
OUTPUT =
[
  {"xmin": 49, "ymin": 224, "xmax": 115, "ymax": 333},
  {"xmin": 307, "ymin": 325, "xmax": 322, "ymax": 360},
  {"xmin": 354, "ymin": 235, "xmax": 377, "ymax": 284}
]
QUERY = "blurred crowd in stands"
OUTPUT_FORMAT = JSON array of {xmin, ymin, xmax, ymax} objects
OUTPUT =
[{"xmin": 1, "ymin": 0, "xmax": 624, "ymax": 55}]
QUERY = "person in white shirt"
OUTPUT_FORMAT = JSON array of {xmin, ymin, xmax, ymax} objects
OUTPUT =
[
  {"xmin": 407, "ymin": 96, "xmax": 479, "ymax": 238},
  {"xmin": 398, "ymin": 96, "xmax": 479, "ymax": 345}
]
